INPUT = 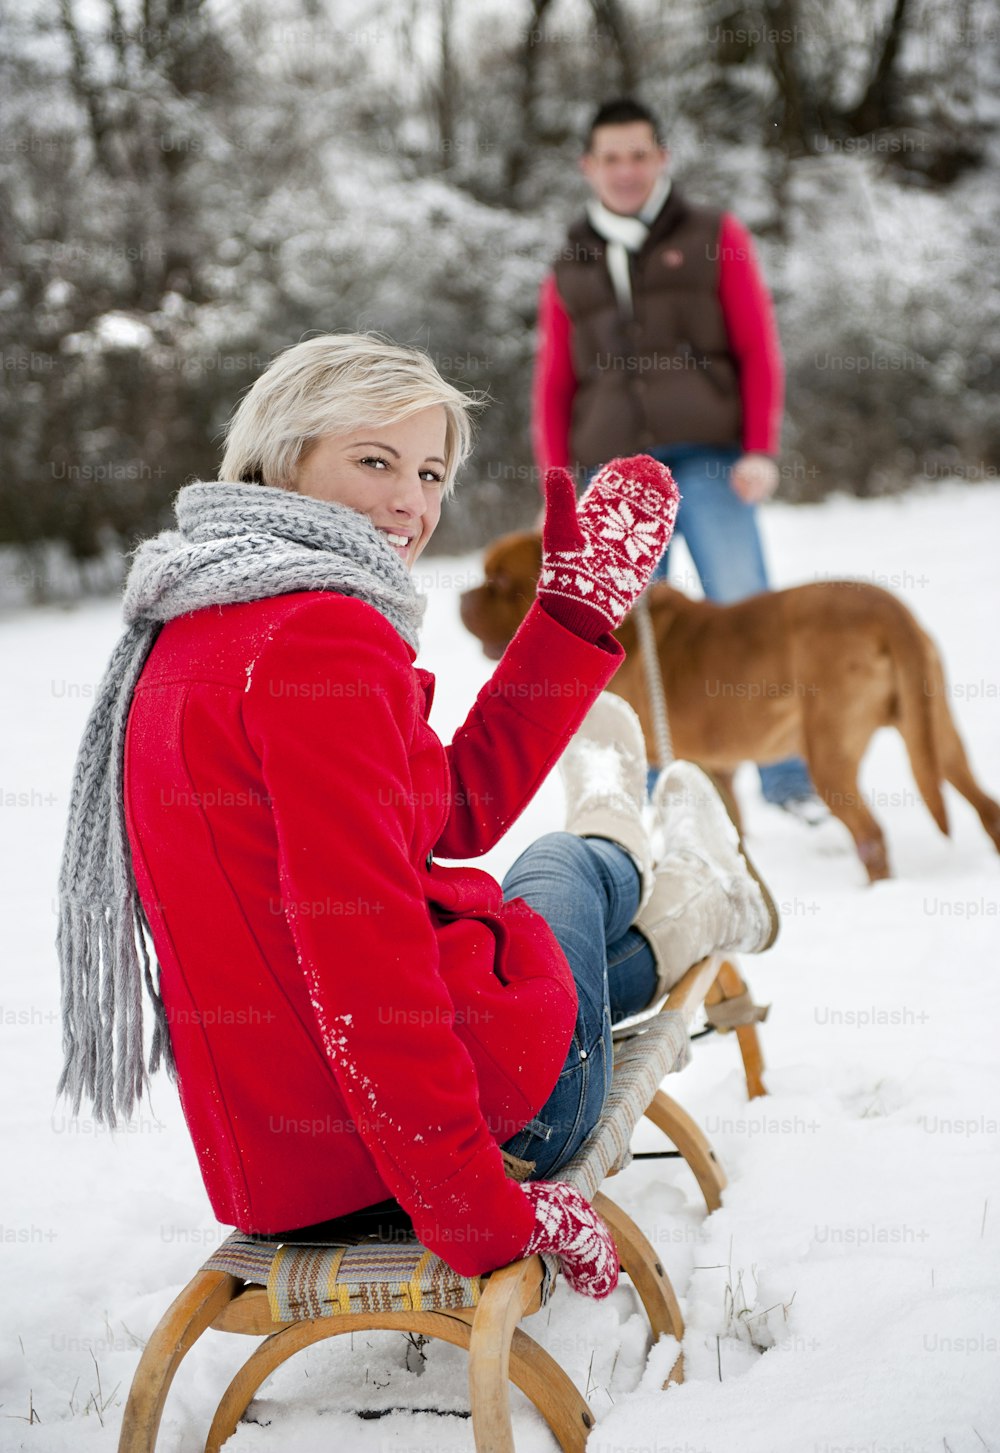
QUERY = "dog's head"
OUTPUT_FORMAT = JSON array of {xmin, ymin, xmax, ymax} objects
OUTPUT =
[{"xmin": 459, "ymin": 531, "xmax": 543, "ymax": 659}]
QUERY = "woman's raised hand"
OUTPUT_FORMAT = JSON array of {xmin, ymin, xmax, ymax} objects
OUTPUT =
[
  {"xmin": 536, "ymin": 456, "xmax": 680, "ymax": 640},
  {"xmin": 519, "ymin": 1179, "xmax": 619, "ymax": 1299}
]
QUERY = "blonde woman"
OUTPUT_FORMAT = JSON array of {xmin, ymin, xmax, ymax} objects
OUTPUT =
[{"xmin": 56, "ymin": 333, "xmax": 775, "ymax": 1298}]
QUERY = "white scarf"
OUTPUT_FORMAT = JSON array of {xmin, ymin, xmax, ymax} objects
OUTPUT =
[{"xmin": 585, "ymin": 174, "xmax": 673, "ymax": 316}]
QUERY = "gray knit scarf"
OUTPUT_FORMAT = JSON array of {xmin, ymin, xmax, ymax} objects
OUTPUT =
[{"xmin": 56, "ymin": 480, "xmax": 425, "ymax": 1126}]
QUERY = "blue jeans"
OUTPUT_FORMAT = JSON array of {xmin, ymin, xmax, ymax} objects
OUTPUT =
[
  {"xmin": 499, "ymin": 833, "xmax": 657, "ymax": 1179},
  {"xmin": 647, "ymin": 443, "xmax": 813, "ymax": 805}
]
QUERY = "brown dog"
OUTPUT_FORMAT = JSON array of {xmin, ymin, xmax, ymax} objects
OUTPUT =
[{"xmin": 460, "ymin": 530, "xmax": 1000, "ymax": 882}]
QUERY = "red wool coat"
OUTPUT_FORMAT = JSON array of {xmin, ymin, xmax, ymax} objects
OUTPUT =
[{"xmin": 123, "ymin": 592, "xmax": 621, "ymax": 1275}]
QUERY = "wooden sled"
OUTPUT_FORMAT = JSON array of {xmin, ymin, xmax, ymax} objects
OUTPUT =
[{"xmin": 118, "ymin": 954, "xmax": 766, "ymax": 1453}]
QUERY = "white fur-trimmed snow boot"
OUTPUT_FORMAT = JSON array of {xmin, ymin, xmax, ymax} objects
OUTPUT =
[
  {"xmin": 560, "ymin": 693, "xmax": 653, "ymax": 905},
  {"xmin": 635, "ymin": 760, "xmax": 780, "ymax": 1001}
]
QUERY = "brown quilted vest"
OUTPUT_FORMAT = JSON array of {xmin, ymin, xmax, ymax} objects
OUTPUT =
[{"xmin": 554, "ymin": 187, "xmax": 741, "ymax": 468}]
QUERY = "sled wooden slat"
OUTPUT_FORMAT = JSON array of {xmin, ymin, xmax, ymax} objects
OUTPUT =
[
  {"xmin": 704, "ymin": 957, "xmax": 768, "ymax": 1098},
  {"xmin": 117, "ymin": 954, "xmax": 766, "ymax": 1452}
]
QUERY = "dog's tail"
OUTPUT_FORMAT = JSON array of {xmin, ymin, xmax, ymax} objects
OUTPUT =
[{"xmin": 888, "ymin": 602, "xmax": 950, "ymax": 836}]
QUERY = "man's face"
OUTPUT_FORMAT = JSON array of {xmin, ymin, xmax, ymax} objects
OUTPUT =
[{"xmin": 580, "ymin": 121, "xmax": 668, "ymax": 216}]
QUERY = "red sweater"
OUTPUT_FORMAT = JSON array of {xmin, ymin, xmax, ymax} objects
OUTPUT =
[
  {"xmin": 533, "ymin": 211, "xmax": 784, "ymax": 471},
  {"xmin": 123, "ymin": 593, "xmax": 621, "ymax": 1275}
]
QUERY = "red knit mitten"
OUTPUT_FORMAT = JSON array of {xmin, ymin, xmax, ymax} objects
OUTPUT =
[
  {"xmin": 520, "ymin": 1180, "xmax": 619, "ymax": 1299},
  {"xmin": 537, "ymin": 456, "xmax": 681, "ymax": 641}
]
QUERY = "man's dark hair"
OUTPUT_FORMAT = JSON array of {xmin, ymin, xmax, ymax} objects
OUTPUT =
[{"xmin": 586, "ymin": 98, "xmax": 663, "ymax": 151}]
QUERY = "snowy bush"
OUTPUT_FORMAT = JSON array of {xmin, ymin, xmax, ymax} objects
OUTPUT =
[{"xmin": 1, "ymin": 0, "xmax": 998, "ymax": 594}]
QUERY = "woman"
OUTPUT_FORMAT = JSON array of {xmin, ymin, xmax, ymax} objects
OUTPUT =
[{"xmin": 56, "ymin": 333, "xmax": 776, "ymax": 1298}]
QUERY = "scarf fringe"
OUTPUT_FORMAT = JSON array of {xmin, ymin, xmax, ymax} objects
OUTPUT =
[{"xmin": 56, "ymin": 894, "xmax": 176, "ymax": 1127}]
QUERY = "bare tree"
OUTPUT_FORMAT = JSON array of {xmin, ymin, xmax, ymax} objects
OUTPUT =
[
  {"xmin": 503, "ymin": 0, "xmax": 557, "ymax": 196},
  {"xmin": 841, "ymin": 0, "xmax": 910, "ymax": 135},
  {"xmin": 588, "ymin": 0, "xmax": 639, "ymax": 92}
]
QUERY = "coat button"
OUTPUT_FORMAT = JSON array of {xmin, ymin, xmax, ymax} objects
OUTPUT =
[{"xmin": 425, "ymin": 851, "xmax": 434, "ymax": 870}]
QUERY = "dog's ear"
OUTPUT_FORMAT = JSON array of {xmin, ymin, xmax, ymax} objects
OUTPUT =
[
  {"xmin": 484, "ymin": 532, "xmax": 543, "ymax": 594},
  {"xmin": 503, "ymin": 533, "xmax": 542, "ymax": 587},
  {"xmin": 526, "ymin": 533, "xmax": 542, "ymax": 582}
]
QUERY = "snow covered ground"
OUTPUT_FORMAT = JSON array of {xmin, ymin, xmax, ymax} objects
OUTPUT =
[{"xmin": 2, "ymin": 483, "xmax": 999, "ymax": 1452}]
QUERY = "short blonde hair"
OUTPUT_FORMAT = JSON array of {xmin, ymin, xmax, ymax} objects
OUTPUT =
[{"xmin": 219, "ymin": 332, "xmax": 478, "ymax": 495}]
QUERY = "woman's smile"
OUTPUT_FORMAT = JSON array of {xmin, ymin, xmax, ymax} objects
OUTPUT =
[{"xmin": 293, "ymin": 409, "xmax": 448, "ymax": 569}]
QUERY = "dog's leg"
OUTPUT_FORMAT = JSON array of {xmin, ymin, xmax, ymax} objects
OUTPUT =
[
  {"xmin": 925, "ymin": 656, "xmax": 1000, "ymax": 855},
  {"xmin": 801, "ymin": 719, "xmax": 891, "ymax": 881},
  {"xmin": 799, "ymin": 667, "xmax": 897, "ymax": 882},
  {"xmin": 813, "ymin": 763, "xmax": 891, "ymax": 882}
]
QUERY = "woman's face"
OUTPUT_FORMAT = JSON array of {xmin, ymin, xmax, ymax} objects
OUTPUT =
[{"xmin": 292, "ymin": 406, "xmax": 448, "ymax": 569}]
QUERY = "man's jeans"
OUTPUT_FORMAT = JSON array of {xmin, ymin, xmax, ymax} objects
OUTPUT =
[
  {"xmin": 647, "ymin": 443, "xmax": 813, "ymax": 805},
  {"xmin": 499, "ymin": 832, "xmax": 657, "ymax": 1179}
]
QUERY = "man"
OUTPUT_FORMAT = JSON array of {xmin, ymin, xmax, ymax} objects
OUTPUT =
[{"xmin": 532, "ymin": 96, "xmax": 822, "ymax": 821}]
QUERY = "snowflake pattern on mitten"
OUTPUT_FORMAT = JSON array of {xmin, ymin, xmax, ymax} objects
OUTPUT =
[
  {"xmin": 520, "ymin": 1179, "xmax": 619, "ymax": 1299},
  {"xmin": 537, "ymin": 456, "xmax": 680, "ymax": 640}
]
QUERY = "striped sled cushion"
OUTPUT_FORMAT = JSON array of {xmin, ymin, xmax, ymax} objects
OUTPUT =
[{"xmin": 202, "ymin": 1010, "xmax": 688, "ymax": 1320}]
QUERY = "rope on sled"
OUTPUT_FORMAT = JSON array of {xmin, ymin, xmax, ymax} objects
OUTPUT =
[{"xmin": 634, "ymin": 591, "xmax": 673, "ymax": 769}]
